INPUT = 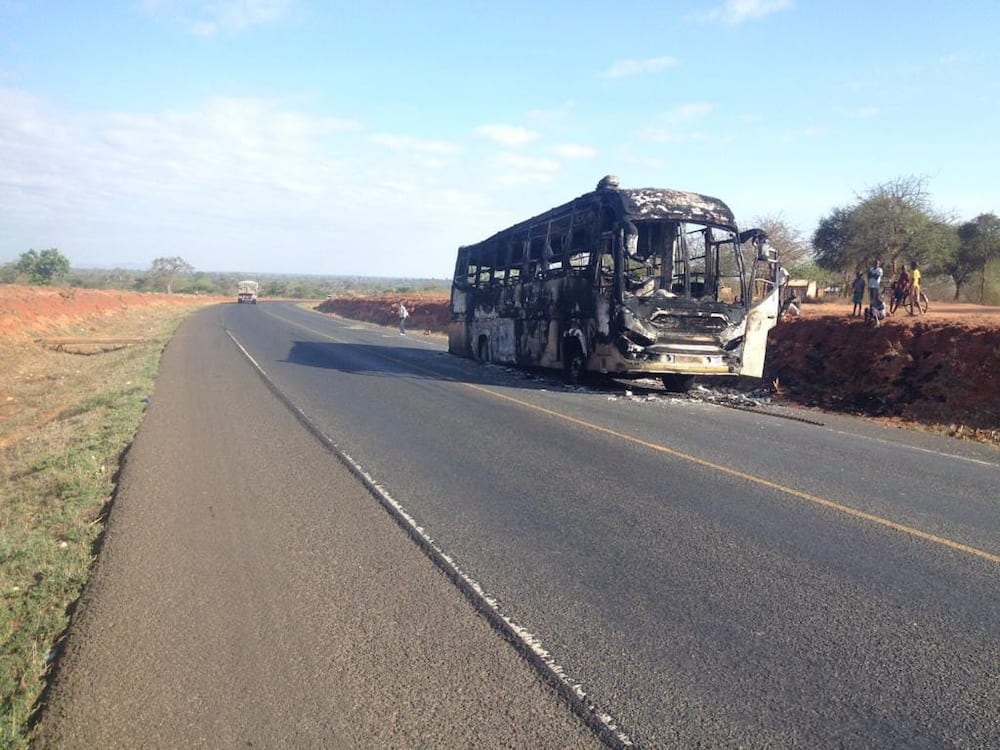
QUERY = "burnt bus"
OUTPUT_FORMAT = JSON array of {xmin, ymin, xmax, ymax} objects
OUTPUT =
[{"xmin": 448, "ymin": 175, "xmax": 781, "ymax": 390}]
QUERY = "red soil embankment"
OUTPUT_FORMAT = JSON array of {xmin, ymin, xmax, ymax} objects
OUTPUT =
[
  {"xmin": 0, "ymin": 285, "xmax": 225, "ymax": 341},
  {"xmin": 317, "ymin": 295, "xmax": 450, "ymax": 333},
  {"xmin": 766, "ymin": 317, "xmax": 999, "ymax": 438}
]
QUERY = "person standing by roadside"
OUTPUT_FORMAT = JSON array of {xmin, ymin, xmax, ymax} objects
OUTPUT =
[
  {"xmin": 867, "ymin": 259, "xmax": 883, "ymax": 305},
  {"xmin": 397, "ymin": 301, "xmax": 409, "ymax": 335},
  {"xmin": 851, "ymin": 271, "xmax": 866, "ymax": 317},
  {"xmin": 909, "ymin": 261, "xmax": 923, "ymax": 315}
]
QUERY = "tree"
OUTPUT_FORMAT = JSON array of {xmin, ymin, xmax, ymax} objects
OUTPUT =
[
  {"xmin": 813, "ymin": 206, "xmax": 856, "ymax": 289},
  {"xmin": 909, "ymin": 218, "xmax": 959, "ymax": 277},
  {"xmin": 150, "ymin": 256, "xmax": 194, "ymax": 294},
  {"xmin": 0, "ymin": 261, "xmax": 17, "ymax": 284},
  {"xmin": 812, "ymin": 177, "xmax": 950, "ymax": 280},
  {"xmin": 175, "ymin": 272, "xmax": 223, "ymax": 296},
  {"xmin": 15, "ymin": 248, "xmax": 71, "ymax": 285},
  {"xmin": 751, "ymin": 214, "xmax": 813, "ymax": 271},
  {"xmin": 956, "ymin": 213, "xmax": 1000, "ymax": 302},
  {"xmin": 848, "ymin": 176, "xmax": 934, "ymax": 272},
  {"xmin": 929, "ymin": 223, "xmax": 973, "ymax": 300}
]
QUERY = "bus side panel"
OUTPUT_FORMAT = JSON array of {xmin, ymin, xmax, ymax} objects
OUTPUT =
[
  {"xmin": 510, "ymin": 318, "xmax": 541, "ymax": 366},
  {"xmin": 539, "ymin": 320, "xmax": 562, "ymax": 368},
  {"xmin": 490, "ymin": 316, "xmax": 517, "ymax": 363}
]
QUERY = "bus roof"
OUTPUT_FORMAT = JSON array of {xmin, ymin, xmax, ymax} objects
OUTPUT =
[
  {"xmin": 462, "ymin": 177, "xmax": 738, "ymax": 252},
  {"xmin": 615, "ymin": 186, "xmax": 736, "ymax": 228}
]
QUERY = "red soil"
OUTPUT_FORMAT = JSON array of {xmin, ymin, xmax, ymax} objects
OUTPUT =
[{"xmin": 0, "ymin": 285, "xmax": 225, "ymax": 341}]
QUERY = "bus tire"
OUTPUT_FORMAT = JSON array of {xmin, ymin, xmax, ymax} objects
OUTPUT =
[{"xmin": 661, "ymin": 374, "xmax": 695, "ymax": 393}]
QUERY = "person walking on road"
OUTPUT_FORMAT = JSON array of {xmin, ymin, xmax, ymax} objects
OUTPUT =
[{"xmin": 397, "ymin": 301, "xmax": 409, "ymax": 335}]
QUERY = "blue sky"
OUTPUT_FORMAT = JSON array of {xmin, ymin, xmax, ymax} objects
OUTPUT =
[{"xmin": 2, "ymin": 0, "xmax": 998, "ymax": 278}]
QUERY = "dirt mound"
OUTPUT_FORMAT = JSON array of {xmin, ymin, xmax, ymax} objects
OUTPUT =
[
  {"xmin": 0, "ymin": 285, "xmax": 225, "ymax": 342},
  {"xmin": 317, "ymin": 294, "xmax": 1000, "ymax": 443},
  {"xmin": 767, "ymin": 318, "xmax": 999, "ymax": 437},
  {"xmin": 317, "ymin": 294, "xmax": 451, "ymax": 333}
]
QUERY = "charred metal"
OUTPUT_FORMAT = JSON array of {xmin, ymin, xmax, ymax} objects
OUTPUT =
[{"xmin": 448, "ymin": 176, "xmax": 780, "ymax": 387}]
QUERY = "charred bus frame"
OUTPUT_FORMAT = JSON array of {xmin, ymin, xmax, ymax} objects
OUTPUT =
[{"xmin": 448, "ymin": 175, "xmax": 781, "ymax": 389}]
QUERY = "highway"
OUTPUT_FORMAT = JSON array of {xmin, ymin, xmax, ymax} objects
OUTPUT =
[{"xmin": 40, "ymin": 301, "xmax": 1000, "ymax": 748}]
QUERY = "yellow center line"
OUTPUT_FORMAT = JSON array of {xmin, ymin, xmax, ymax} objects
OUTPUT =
[
  {"xmin": 460, "ymin": 383, "xmax": 1000, "ymax": 565},
  {"xmin": 264, "ymin": 306, "xmax": 1000, "ymax": 565}
]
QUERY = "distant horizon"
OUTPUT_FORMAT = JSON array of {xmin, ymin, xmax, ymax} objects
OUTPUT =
[{"xmin": 57, "ymin": 265, "xmax": 452, "ymax": 283}]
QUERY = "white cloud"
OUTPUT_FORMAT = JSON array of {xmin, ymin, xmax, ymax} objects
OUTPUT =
[
  {"xmin": 474, "ymin": 124, "xmax": 540, "ymax": 148},
  {"xmin": 643, "ymin": 102, "xmax": 714, "ymax": 142},
  {"xmin": 367, "ymin": 134, "xmax": 462, "ymax": 171},
  {"xmin": 490, "ymin": 153, "xmax": 559, "ymax": 172},
  {"xmin": 697, "ymin": 0, "xmax": 793, "ymax": 25},
  {"xmin": 86, "ymin": 98, "xmax": 361, "ymax": 197},
  {"xmin": 644, "ymin": 129, "xmax": 710, "ymax": 144},
  {"xmin": 369, "ymin": 133, "xmax": 463, "ymax": 156},
  {"xmin": 551, "ymin": 143, "xmax": 597, "ymax": 159},
  {"xmin": 664, "ymin": 102, "xmax": 714, "ymax": 122},
  {"xmin": 0, "ymin": 88, "xmax": 515, "ymax": 276},
  {"xmin": 599, "ymin": 56, "xmax": 678, "ymax": 79},
  {"xmin": 779, "ymin": 126, "xmax": 825, "ymax": 143},
  {"xmin": 142, "ymin": 0, "xmax": 295, "ymax": 35},
  {"xmin": 191, "ymin": 20, "xmax": 217, "ymax": 37},
  {"xmin": 486, "ymin": 153, "xmax": 560, "ymax": 186},
  {"xmin": 937, "ymin": 52, "xmax": 968, "ymax": 67},
  {"xmin": 527, "ymin": 101, "xmax": 576, "ymax": 124},
  {"xmin": 1, "ymin": 91, "xmax": 357, "ymax": 253}
]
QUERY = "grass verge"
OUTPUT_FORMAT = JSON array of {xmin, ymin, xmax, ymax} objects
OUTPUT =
[{"xmin": 0, "ymin": 312, "xmax": 194, "ymax": 749}]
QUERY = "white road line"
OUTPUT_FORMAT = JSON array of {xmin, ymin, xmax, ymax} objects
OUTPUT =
[{"xmin": 224, "ymin": 328, "xmax": 635, "ymax": 749}]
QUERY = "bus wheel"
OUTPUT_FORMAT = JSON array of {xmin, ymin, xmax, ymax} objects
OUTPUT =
[
  {"xmin": 477, "ymin": 337, "xmax": 490, "ymax": 363},
  {"xmin": 661, "ymin": 374, "xmax": 694, "ymax": 393}
]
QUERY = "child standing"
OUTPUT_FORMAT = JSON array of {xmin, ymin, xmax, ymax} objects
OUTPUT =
[{"xmin": 851, "ymin": 271, "xmax": 866, "ymax": 317}]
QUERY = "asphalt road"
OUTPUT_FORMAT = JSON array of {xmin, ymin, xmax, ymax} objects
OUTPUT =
[
  {"xmin": 39, "ymin": 301, "xmax": 999, "ymax": 749},
  {"xmin": 35, "ymin": 304, "xmax": 604, "ymax": 749}
]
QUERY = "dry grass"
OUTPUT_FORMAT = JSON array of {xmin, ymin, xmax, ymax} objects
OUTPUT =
[{"xmin": 0, "ymin": 292, "xmax": 216, "ymax": 749}]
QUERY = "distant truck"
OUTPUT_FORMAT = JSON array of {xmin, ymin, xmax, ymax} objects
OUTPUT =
[{"xmin": 237, "ymin": 280, "xmax": 259, "ymax": 304}]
